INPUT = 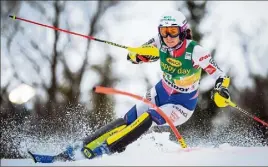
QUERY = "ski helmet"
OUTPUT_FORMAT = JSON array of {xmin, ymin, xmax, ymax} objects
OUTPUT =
[{"xmin": 158, "ymin": 10, "xmax": 188, "ymax": 40}]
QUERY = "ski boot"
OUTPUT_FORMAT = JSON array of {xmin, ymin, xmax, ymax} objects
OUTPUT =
[{"xmin": 82, "ymin": 141, "xmax": 111, "ymax": 159}]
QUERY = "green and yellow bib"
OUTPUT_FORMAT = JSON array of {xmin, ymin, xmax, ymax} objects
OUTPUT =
[{"xmin": 160, "ymin": 40, "xmax": 202, "ymax": 92}]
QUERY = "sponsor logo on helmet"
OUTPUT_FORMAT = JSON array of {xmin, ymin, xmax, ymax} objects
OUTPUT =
[
  {"xmin": 161, "ymin": 16, "xmax": 176, "ymax": 22},
  {"xmin": 167, "ymin": 58, "xmax": 182, "ymax": 67}
]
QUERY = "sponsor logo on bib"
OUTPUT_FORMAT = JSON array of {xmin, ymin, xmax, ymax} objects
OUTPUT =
[
  {"xmin": 185, "ymin": 52, "xmax": 191, "ymax": 60},
  {"xmin": 166, "ymin": 58, "xmax": 182, "ymax": 67}
]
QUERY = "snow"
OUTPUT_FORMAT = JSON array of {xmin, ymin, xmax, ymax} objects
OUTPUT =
[
  {"xmin": 2, "ymin": 2, "xmax": 268, "ymax": 166},
  {"xmin": 1, "ymin": 132, "xmax": 268, "ymax": 166}
]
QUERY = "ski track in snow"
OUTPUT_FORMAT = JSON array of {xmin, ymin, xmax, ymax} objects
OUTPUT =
[{"xmin": 1, "ymin": 132, "xmax": 268, "ymax": 166}]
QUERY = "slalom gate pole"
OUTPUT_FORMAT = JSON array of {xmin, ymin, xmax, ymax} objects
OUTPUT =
[
  {"xmin": 93, "ymin": 86, "xmax": 188, "ymax": 148},
  {"xmin": 9, "ymin": 15, "xmax": 159, "ymax": 56}
]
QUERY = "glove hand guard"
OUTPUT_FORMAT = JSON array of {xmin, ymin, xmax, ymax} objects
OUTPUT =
[
  {"xmin": 127, "ymin": 45, "xmax": 159, "ymax": 64},
  {"xmin": 211, "ymin": 76, "xmax": 231, "ymax": 108},
  {"xmin": 127, "ymin": 52, "xmax": 159, "ymax": 64}
]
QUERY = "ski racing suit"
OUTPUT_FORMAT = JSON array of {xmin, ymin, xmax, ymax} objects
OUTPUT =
[
  {"xmin": 124, "ymin": 35, "xmax": 228, "ymax": 127},
  {"xmin": 81, "ymin": 36, "xmax": 231, "ymax": 160}
]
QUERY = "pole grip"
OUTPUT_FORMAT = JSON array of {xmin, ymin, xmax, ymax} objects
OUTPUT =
[{"xmin": 227, "ymin": 100, "xmax": 237, "ymax": 107}]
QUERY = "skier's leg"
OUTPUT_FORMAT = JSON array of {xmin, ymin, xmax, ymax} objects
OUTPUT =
[
  {"xmin": 83, "ymin": 80, "xmax": 188, "ymax": 159},
  {"xmin": 106, "ymin": 112, "xmax": 153, "ymax": 153},
  {"xmin": 82, "ymin": 111, "xmax": 153, "ymax": 159},
  {"xmin": 83, "ymin": 118, "xmax": 127, "ymax": 148},
  {"xmin": 81, "ymin": 118, "xmax": 127, "ymax": 159},
  {"xmin": 82, "ymin": 81, "xmax": 162, "ymax": 159},
  {"xmin": 99, "ymin": 95, "xmax": 196, "ymax": 155},
  {"xmin": 147, "ymin": 85, "xmax": 199, "ymax": 126},
  {"xmin": 90, "ymin": 80, "xmax": 174, "ymax": 156},
  {"xmin": 149, "ymin": 103, "xmax": 195, "ymax": 126},
  {"xmin": 124, "ymin": 80, "xmax": 161, "ymax": 125}
]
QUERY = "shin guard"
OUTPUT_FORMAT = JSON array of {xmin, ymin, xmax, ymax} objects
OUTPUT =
[{"xmin": 106, "ymin": 112, "xmax": 152, "ymax": 153}]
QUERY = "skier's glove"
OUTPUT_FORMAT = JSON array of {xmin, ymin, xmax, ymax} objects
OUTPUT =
[
  {"xmin": 127, "ymin": 52, "xmax": 159, "ymax": 64},
  {"xmin": 211, "ymin": 76, "xmax": 231, "ymax": 107}
]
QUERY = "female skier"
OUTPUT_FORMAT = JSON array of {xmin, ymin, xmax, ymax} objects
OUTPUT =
[
  {"xmin": 29, "ymin": 10, "xmax": 231, "ymax": 163},
  {"xmin": 82, "ymin": 9, "xmax": 231, "ymax": 159}
]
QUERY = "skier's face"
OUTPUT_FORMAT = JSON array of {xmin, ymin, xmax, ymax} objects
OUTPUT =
[
  {"xmin": 163, "ymin": 36, "xmax": 180, "ymax": 48},
  {"xmin": 159, "ymin": 26, "xmax": 181, "ymax": 48}
]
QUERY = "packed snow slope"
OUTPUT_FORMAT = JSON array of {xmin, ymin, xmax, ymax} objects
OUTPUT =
[{"xmin": 1, "ymin": 132, "xmax": 268, "ymax": 166}]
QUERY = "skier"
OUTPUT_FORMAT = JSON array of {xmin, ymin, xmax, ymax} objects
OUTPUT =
[
  {"xmin": 79, "ymin": 9, "xmax": 231, "ymax": 160},
  {"xmin": 29, "ymin": 10, "xmax": 231, "ymax": 163}
]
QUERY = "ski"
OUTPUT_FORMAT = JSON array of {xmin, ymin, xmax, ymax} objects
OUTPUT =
[
  {"xmin": 28, "ymin": 151, "xmax": 56, "ymax": 163},
  {"xmin": 28, "ymin": 146, "xmax": 75, "ymax": 163}
]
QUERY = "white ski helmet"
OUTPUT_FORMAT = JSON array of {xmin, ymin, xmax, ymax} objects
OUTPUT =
[{"xmin": 158, "ymin": 10, "xmax": 188, "ymax": 40}]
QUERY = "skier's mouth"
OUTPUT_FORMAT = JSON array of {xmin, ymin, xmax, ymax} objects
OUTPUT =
[
  {"xmin": 166, "ymin": 41, "xmax": 175, "ymax": 44},
  {"xmin": 165, "ymin": 41, "xmax": 177, "ymax": 47}
]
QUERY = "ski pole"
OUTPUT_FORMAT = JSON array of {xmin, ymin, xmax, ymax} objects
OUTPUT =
[
  {"xmin": 9, "ymin": 15, "xmax": 159, "ymax": 57},
  {"xmin": 227, "ymin": 100, "xmax": 268, "ymax": 127}
]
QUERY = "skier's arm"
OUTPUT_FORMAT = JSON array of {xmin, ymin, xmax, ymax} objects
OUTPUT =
[
  {"xmin": 127, "ymin": 37, "xmax": 160, "ymax": 64},
  {"xmin": 192, "ymin": 45, "xmax": 231, "ymax": 106},
  {"xmin": 192, "ymin": 45, "xmax": 226, "ymax": 79}
]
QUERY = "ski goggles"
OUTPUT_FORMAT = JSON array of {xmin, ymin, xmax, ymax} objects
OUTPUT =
[{"xmin": 159, "ymin": 26, "xmax": 180, "ymax": 38}]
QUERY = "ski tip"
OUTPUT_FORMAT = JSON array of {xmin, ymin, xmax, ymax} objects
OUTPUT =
[
  {"xmin": 27, "ymin": 150, "xmax": 37, "ymax": 163},
  {"xmin": 9, "ymin": 15, "xmax": 16, "ymax": 20}
]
